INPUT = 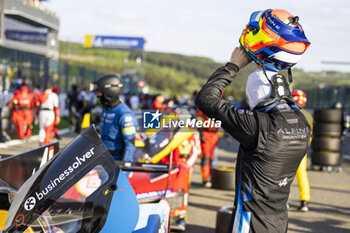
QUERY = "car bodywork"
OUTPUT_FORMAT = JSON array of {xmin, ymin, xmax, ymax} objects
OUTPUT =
[
  {"xmin": 0, "ymin": 142, "xmax": 59, "ymax": 232},
  {"xmin": 131, "ymin": 124, "xmax": 201, "ymax": 231},
  {"xmin": 0, "ymin": 126, "xmax": 170, "ymax": 233}
]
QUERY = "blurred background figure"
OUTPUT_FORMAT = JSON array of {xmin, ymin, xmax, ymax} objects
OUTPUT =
[
  {"xmin": 146, "ymin": 94, "xmax": 154, "ymax": 109},
  {"xmin": 152, "ymin": 94, "xmax": 165, "ymax": 111},
  {"xmin": 0, "ymin": 90, "xmax": 7, "ymax": 142},
  {"xmin": 292, "ymin": 89, "xmax": 311, "ymax": 212},
  {"xmin": 129, "ymin": 94, "xmax": 140, "ymax": 110},
  {"xmin": 78, "ymin": 86, "xmax": 95, "ymax": 130},
  {"xmin": 52, "ymin": 85, "xmax": 61, "ymax": 139},
  {"xmin": 8, "ymin": 81, "xmax": 34, "ymax": 139},
  {"xmin": 33, "ymin": 84, "xmax": 41, "ymax": 126},
  {"xmin": 37, "ymin": 82, "xmax": 60, "ymax": 145},
  {"xmin": 66, "ymin": 84, "xmax": 80, "ymax": 133},
  {"xmin": 140, "ymin": 94, "xmax": 148, "ymax": 110},
  {"xmin": 12, "ymin": 77, "xmax": 23, "ymax": 90},
  {"xmin": 190, "ymin": 90, "xmax": 197, "ymax": 107},
  {"xmin": 196, "ymin": 108, "xmax": 220, "ymax": 188},
  {"xmin": 165, "ymin": 98, "xmax": 175, "ymax": 113},
  {"xmin": 187, "ymin": 90, "xmax": 198, "ymax": 119},
  {"xmin": 345, "ymin": 106, "xmax": 350, "ymax": 134}
]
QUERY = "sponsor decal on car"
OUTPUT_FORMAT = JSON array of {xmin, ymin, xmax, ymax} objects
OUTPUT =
[
  {"xmin": 136, "ymin": 189, "xmax": 174, "ymax": 200},
  {"xmin": 24, "ymin": 147, "xmax": 96, "ymax": 210}
]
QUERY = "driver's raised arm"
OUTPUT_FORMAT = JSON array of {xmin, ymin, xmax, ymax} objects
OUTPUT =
[{"xmin": 195, "ymin": 47, "xmax": 258, "ymax": 148}]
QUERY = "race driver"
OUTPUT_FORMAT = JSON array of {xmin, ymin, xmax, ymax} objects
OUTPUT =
[
  {"xmin": 292, "ymin": 89, "xmax": 312, "ymax": 212},
  {"xmin": 195, "ymin": 9, "xmax": 312, "ymax": 233},
  {"xmin": 90, "ymin": 74, "xmax": 137, "ymax": 161}
]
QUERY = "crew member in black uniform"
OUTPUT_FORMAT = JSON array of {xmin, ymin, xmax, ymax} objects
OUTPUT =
[{"xmin": 196, "ymin": 9, "xmax": 312, "ymax": 233}]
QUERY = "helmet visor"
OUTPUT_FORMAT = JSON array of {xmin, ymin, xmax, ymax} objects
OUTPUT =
[{"xmin": 260, "ymin": 16, "xmax": 310, "ymax": 54}]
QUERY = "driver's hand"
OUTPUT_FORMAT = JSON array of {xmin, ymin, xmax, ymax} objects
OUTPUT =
[{"xmin": 230, "ymin": 46, "xmax": 252, "ymax": 69}]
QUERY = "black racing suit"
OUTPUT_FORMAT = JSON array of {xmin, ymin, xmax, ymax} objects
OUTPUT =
[{"xmin": 195, "ymin": 63, "xmax": 311, "ymax": 233}]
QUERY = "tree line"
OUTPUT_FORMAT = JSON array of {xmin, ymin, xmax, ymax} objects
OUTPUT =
[{"xmin": 59, "ymin": 41, "xmax": 350, "ymax": 101}]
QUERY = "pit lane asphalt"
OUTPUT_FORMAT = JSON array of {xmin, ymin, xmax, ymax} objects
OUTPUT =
[{"xmin": 1, "ymin": 130, "xmax": 350, "ymax": 233}]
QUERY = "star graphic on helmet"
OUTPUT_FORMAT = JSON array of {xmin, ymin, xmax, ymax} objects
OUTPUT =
[{"xmin": 151, "ymin": 110, "xmax": 162, "ymax": 122}]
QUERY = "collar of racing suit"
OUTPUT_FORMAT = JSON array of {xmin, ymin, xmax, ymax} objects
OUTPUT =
[{"xmin": 256, "ymin": 101, "xmax": 302, "ymax": 113}]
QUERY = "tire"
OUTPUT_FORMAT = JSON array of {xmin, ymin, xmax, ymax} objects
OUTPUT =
[
  {"xmin": 211, "ymin": 167, "xmax": 235, "ymax": 190},
  {"xmin": 311, "ymin": 137, "xmax": 341, "ymax": 152},
  {"xmin": 216, "ymin": 206, "xmax": 234, "ymax": 233},
  {"xmin": 313, "ymin": 123, "xmax": 342, "ymax": 137},
  {"xmin": 311, "ymin": 151, "xmax": 341, "ymax": 166},
  {"xmin": 314, "ymin": 109, "xmax": 342, "ymax": 124}
]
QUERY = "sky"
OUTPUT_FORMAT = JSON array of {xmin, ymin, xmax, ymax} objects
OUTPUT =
[{"xmin": 42, "ymin": 0, "xmax": 350, "ymax": 73}]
